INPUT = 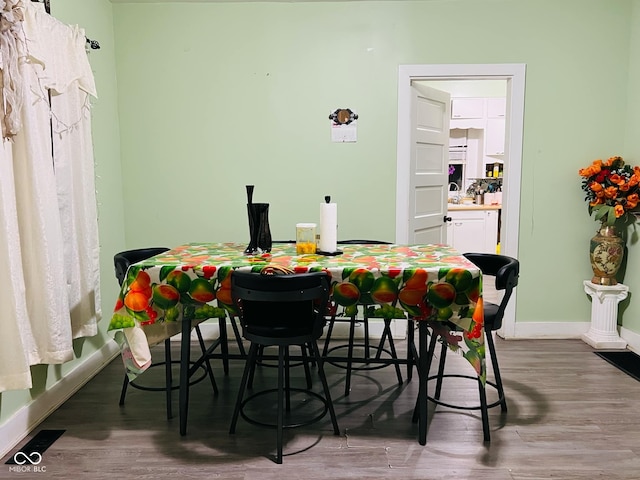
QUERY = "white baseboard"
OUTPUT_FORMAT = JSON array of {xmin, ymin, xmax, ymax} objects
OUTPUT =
[
  {"xmin": 621, "ymin": 326, "xmax": 640, "ymax": 354},
  {"xmin": 501, "ymin": 321, "xmax": 640, "ymax": 353},
  {"xmin": 500, "ymin": 321, "xmax": 590, "ymax": 340},
  {"xmin": 0, "ymin": 341, "xmax": 120, "ymax": 459}
]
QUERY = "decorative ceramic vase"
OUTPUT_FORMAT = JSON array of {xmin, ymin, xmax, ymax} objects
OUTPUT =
[{"xmin": 589, "ymin": 223, "xmax": 624, "ymax": 285}]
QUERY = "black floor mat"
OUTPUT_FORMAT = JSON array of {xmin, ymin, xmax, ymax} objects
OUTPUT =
[
  {"xmin": 4, "ymin": 429, "xmax": 65, "ymax": 464},
  {"xmin": 595, "ymin": 350, "xmax": 640, "ymax": 382}
]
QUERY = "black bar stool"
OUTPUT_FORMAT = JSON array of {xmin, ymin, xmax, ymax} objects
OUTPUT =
[
  {"xmin": 114, "ymin": 248, "xmax": 217, "ymax": 419},
  {"xmin": 229, "ymin": 270, "xmax": 340, "ymax": 464},
  {"xmin": 413, "ymin": 253, "xmax": 519, "ymax": 442},
  {"xmin": 322, "ymin": 240, "xmax": 403, "ymax": 396}
]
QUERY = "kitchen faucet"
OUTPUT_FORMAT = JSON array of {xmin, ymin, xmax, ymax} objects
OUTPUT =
[{"xmin": 448, "ymin": 182, "xmax": 461, "ymax": 204}]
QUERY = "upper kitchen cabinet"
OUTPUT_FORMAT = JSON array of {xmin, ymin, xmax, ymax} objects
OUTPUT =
[
  {"xmin": 451, "ymin": 97, "xmax": 485, "ymax": 119},
  {"xmin": 484, "ymin": 97, "xmax": 506, "ymax": 158},
  {"xmin": 485, "ymin": 118, "xmax": 506, "ymax": 156},
  {"xmin": 486, "ymin": 97, "xmax": 506, "ymax": 118},
  {"xmin": 448, "ymin": 96, "xmax": 507, "ymax": 189},
  {"xmin": 450, "ymin": 98, "xmax": 487, "ymax": 129}
]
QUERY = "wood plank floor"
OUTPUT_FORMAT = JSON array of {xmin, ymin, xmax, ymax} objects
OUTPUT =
[{"xmin": 3, "ymin": 335, "xmax": 640, "ymax": 479}]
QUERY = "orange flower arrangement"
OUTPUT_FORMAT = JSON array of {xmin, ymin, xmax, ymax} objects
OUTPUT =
[{"xmin": 579, "ymin": 156, "xmax": 640, "ymax": 225}]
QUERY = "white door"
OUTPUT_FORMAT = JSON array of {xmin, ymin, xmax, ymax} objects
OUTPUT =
[{"xmin": 407, "ymin": 83, "xmax": 450, "ymax": 244}]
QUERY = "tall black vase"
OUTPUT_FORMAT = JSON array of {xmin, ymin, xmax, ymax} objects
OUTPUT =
[{"xmin": 244, "ymin": 202, "xmax": 272, "ymax": 254}]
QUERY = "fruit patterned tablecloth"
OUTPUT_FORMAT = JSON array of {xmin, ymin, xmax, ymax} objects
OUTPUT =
[{"xmin": 109, "ymin": 242, "xmax": 485, "ymax": 382}]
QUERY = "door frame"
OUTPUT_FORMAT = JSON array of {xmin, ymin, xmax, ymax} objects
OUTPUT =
[{"xmin": 395, "ymin": 63, "xmax": 526, "ymax": 338}]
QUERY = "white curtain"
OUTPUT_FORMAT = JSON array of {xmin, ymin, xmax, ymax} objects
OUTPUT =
[{"xmin": 0, "ymin": 0, "xmax": 101, "ymax": 392}]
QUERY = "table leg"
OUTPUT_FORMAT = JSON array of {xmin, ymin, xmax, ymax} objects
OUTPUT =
[
  {"xmin": 406, "ymin": 319, "xmax": 414, "ymax": 381},
  {"xmin": 418, "ymin": 321, "xmax": 428, "ymax": 445},
  {"xmin": 179, "ymin": 315, "xmax": 191, "ymax": 436}
]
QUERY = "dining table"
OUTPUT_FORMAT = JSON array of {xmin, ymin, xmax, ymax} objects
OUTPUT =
[{"xmin": 108, "ymin": 242, "xmax": 485, "ymax": 443}]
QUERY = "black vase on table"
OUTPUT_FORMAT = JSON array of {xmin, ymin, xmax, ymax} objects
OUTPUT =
[
  {"xmin": 244, "ymin": 185, "xmax": 272, "ymax": 254},
  {"xmin": 245, "ymin": 202, "xmax": 272, "ymax": 254}
]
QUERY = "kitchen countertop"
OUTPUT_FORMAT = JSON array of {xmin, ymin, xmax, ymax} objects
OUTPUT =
[{"xmin": 448, "ymin": 204, "xmax": 502, "ymax": 211}]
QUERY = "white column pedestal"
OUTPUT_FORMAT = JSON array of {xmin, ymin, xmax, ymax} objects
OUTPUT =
[{"xmin": 582, "ymin": 281, "xmax": 628, "ymax": 349}]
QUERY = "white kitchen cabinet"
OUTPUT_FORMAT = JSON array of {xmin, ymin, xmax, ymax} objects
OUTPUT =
[
  {"xmin": 451, "ymin": 98, "xmax": 485, "ymax": 119},
  {"xmin": 486, "ymin": 97, "xmax": 506, "ymax": 118},
  {"xmin": 446, "ymin": 209, "xmax": 499, "ymax": 254},
  {"xmin": 484, "ymin": 97, "xmax": 506, "ymax": 157},
  {"xmin": 485, "ymin": 118, "xmax": 506, "ymax": 156}
]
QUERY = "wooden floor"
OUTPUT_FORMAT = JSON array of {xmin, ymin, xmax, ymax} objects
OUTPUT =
[{"xmin": 3, "ymin": 335, "xmax": 640, "ymax": 479}]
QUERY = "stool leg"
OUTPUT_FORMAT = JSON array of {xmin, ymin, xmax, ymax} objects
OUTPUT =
[
  {"xmin": 311, "ymin": 340, "xmax": 340, "ymax": 435},
  {"xmin": 378, "ymin": 318, "xmax": 403, "ymax": 385},
  {"xmin": 219, "ymin": 317, "xmax": 230, "ymax": 375},
  {"xmin": 276, "ymin": 345, "xmax": 285, "ymax": 464},
  {"xmin": 229, "ymin": 315, "xmax": 247, "ymax": 356},
  {"xmin": 407, "ymin": 318, "xmax": 417, "ymax": 382},
  {"xmin": 300, "ymin": 344, "xmax": 313, "ymax": 390},
  {"xmin": 196, "ymin": 326, "xmax": 218, "ymax": 395},
  {"xmin": 344, "ymin": 316, "xmax": 356, "ymax": 396},
  {"xmin": 248, "ymin": 345, "xmax": 264, "ymax": 389},
  {"xmin": 434, "ymin": 341, "xmax": 447, "ymax": 400},
  {"xmin": 119, "ymin": 374, "xmax": 128, "ymax": 406},
  {"xmin": 478, "ymin": 376, "xmax": 490, "ymax": 442},
  {"xmin": 363, "ymin": 317, "xmax": 370, "ymax": 359},
  {"xmin": 486, "ymin": 331, "xmax": 507, "ymax": 412},
  {"xmin": 285, "ymin": 347, "xmax": 291, "ymax": 412},
  {"xmin": 374, "ymin": 321, "xmax": 388, "ymax": 361},
  {"xmin": 406, "ymin": 320, "xmax": 414, "ymax": 381},
  {"xmin": 230, "ymin": 343, "xmax": 259, "ymax": 434},
  {"xmin": 164, "ymin": 339, "xmax": 173, "ymax": 420},
  {"xmin": 322, "ymin": 315, "xmax": 336, "ymax": 357},
  {"xmin": 306, "ymin": 342, "xmax": 316, "ymax": 368}
]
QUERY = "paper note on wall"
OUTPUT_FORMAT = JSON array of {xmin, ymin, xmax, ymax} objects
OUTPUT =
[{"xmin": 331, "ymin": 123, "xmax": 357, "ymax": 143}]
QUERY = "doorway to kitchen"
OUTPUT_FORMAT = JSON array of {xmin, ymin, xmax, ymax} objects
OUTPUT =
[
  {"xmin": 424, "ymin": 79, "xmax": 507, "ymax": 256},
  {"xmin": 395, "ymin": 64, "xmax": 525, "ymax": 338}
]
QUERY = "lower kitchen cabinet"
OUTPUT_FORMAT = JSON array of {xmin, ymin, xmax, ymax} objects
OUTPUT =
[{"xmin": 446, "ymin": 208, "xmax": 499, "ymax": 254}]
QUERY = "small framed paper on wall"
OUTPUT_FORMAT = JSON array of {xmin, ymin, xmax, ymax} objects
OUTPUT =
[{"xmin": 329, "ymin": 108, "xmax": 358, "ymax": 143}]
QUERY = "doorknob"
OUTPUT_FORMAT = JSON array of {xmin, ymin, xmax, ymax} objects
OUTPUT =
[{"xmin": 444, "ymin": 215, "xmax": 452, "ymax": 223}]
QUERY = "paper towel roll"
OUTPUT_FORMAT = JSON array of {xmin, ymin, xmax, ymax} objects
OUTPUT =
[{"xmin": 319, "ymin": 202, "xmax": 338, "ymax": 253}]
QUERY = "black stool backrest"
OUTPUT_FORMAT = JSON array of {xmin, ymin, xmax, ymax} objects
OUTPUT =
[
  {"xmin": 231, "ymin": 270, "xmax": 330, "ymax": 341},
  {"xmin": 463, "ymin": 253, "xmax": 519, "ymax": 330},
  {"xmin": 114, "ymin": 247, "xmax": 170, "ymax": 287}
]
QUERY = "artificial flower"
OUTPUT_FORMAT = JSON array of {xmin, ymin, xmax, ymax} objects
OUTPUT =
[{"xmin": 579, "ymin": 156, "xmax": 640, "ymax": 225}]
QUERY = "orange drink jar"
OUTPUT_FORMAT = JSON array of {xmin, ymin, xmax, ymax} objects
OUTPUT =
[{"xmin": 296, "ymin": 223, "xmax": 317, "ymax": 254}]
